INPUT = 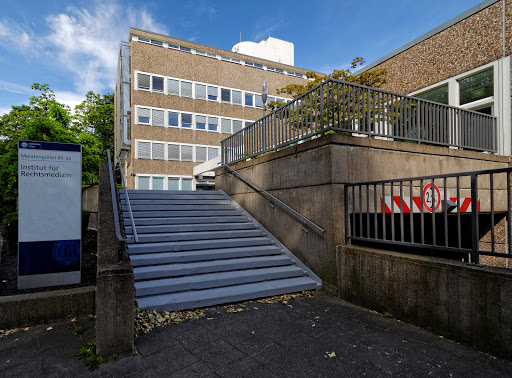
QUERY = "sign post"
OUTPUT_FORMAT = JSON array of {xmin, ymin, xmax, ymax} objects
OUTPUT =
[{"xmin": 18, "ymin": 141, "xmax": 82, "ymax": 289}]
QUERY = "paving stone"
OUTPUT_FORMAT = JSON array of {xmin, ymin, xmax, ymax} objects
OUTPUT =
[
  {"xmin": 147, "ymin": 344, "xmax": 199, "ymax": 376},
  {"xmin": 214, "ymin": 356, "xmax": 274, "ymax": 378},
  {"xmin": 135, "ymin": 325, "xmax": 182, "ymax": 356},
  {"xmin": 189, "ymin": 339, "xmax": 246, "ymax": 370},
  {"xmin": 170, "ymin": 361, "xmax": 215, "ymax": 377},
  {"xmin": 0, "ymin": 359, "xmax": 42, "ymax": 378},
  {"xmin": 97, "ymin": 354, "xmax": 150, "ymax": 377}
]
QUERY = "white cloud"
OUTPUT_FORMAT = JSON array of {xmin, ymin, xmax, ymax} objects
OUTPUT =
[
  {"xmin": 0, "ymin": 80, "xmax": 36, "ymax": 96},
  {"xmin": 54, "ymin": 90, "xmax": 85, "ymax": 111},
  {"xmin": 0, "ymin": 1, "xmax": 169, "ymax": 100},
  {"xmin": 0, "ymin": 106, "xmax": 11, "ymax": 116}
]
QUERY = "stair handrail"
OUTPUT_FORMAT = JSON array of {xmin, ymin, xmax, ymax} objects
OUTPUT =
[
  {"xmin": 117, "ymin": 155, "xmax": 138, "ymax": 243},
  {"xmin": 221, "ymin": 162, "xmax": 325, "ymax": 233},
  {"xmin": 107, "ymin": 151, "xmax": 127, "ymax": 262}
]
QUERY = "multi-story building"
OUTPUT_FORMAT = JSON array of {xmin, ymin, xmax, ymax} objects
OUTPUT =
[
  {"xmin": 355, "ymin": 0, "xmax": 512, "ymax": 156},
  {"xmin": 115, "ymin": 28, "xmax": 317, "ymax": 190}
]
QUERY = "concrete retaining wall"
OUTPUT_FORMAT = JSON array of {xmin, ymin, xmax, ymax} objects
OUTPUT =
[
  {"xmin": 216, "ymin": 134, "xmax": 509, "ymax": 292},
  {"xmin": 0, "ymin": 287, "xmax": 95, "ymax": 329},
  {"xmin": 337, "ymin": 245, "xmax": 512, "ymax": 360},
  {"xmin": 82, "ymin": 185, "xmax": 99, "ymax": 230}
]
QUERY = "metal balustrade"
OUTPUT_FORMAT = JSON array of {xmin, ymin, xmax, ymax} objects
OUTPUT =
[
  {"xmin": 221, "ymin": 78, "xmax": 497, "ymax": 165},
  {"xmin": 345, "ymin": 167, "xmax": 512, "ymax": 264}
]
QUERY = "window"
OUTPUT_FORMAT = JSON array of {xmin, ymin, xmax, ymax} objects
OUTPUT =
[
  {"xmin": 232, "ymin": 90, "xmax": 242, "ymax": 105},
  {"xmin": 195, "ymin": 50, "xmax": 206, "ymax": 56},
  {"xmin": 208, "ymin": 117, "xmax": 218, "ymax": 132},
  {"xmin": 181, "ymin": 113, "xmax": 192, "ymax": 128},
  {"xmin": 221, "ymin": 88, "xmax": 231, "ymax": 103},
  {"xmin": 415, "ymin": 85, "xmax": 449, "ymax": 104},
  {"xmin": 168, "ymin": 79, "xmax": 179, "ymax": 95},
  {"xmin": 221, "ymin": 118, "xmax": 231, "ymax": 134},
  {"xmin": 275, "ymin": 68, "xmax": 284, "ymax": 73},
  {"xmin": 195, "ymin": 83, "xmax": 206, "ymax": 100},
  {"xmin": 137, "ymin": 141, "xmax": 151, "ymax": 159},
  {"xmin": 168, "ymin": 177, "xmax": 180, "ymax": 190},
  {"xmin": 267, "ymin": 67, "xmax": 276, "ymax": 72},
  {"xmin": 137, "ymin": 108, "xmax": 150, "ymax": 124},
  {"xmin": 181, "ymin": 81, "xmax": 193, "ymax": 98},
  {"xmin": 168, "ymin": 112, "xmax": 179, "ymax": 127},
  {"xmin": 245, "ymin": 121, "xmax": 252, "ymax": 128},
  {"xmin": 182, "ymin": 178, "xmax": 193, "ymax": 191},
  {"xmin": 255, "ymin": 94, "xmax": 264, "ymax": 108},
  {"xmin": 138, "ymin": 73, "xmax": 150, "ymax": 90},
  {"xmin": 138, "ymin": 37, "xmax": 150, "ymax": 43},
  {"xmin": 152, "ymin": 109, "xmax": 164, "ymax": 127},
  {"xmin": 233, "ymin": 120, "xmax": 243, "ymax": 133},
  {"xmin": 196, "ymin": 115, "xmax": 206, "ymax": 130},
  {"xmin": 152, "ymin": 76, "xmax": 164, "ymax": 92},
  {"xmin": 268, "ymin": 96, "xmax": 276, "ymax": 103},
  {"xmin": 208, "ymin": 147, "xmax": 219, "ymax": 160},
  {"xmin": 168, "ymin": 43, "xmax": 179, "ymax": 50},
  {"xmin": 138, "ymin": 176, "xmax": 150, "ymax": 190},
  {"xmin": 152, "ymin": 177, "xmax": 164, "ymax": 190},
  {"xmin": 245, "ymin": 62, "xmax": 254, "ymax": 67},
  {"xmin": 245, "ymin": 93, "xmax": 253, "ymax": 107},
  {"xmin": 181, "ymin": 145, "xmax": 194, "ymax": 161},
  {"xmin": 254, "ymin": 63, "xmax": 263, "ymax": 69},
  {"xmin": 151, "ymin": 40, "xmax": 163, "ymax": 46},
  {"xmin": 152, "ymin": 142, "xmax": 165, "ymax": 160},
  {"xmin": 179, "ymin": 46, "xmax": 191, "ymax": 52},
  {"xmin": 168, "ymin": 144, "xmax": 180, "ymax": 161},
  {"xmin": 206, "ymin": 52, "xmax": 217, "ymax": 58},
  {"xmin": 459, "ymin": 68, "xmax": 493, "ymax": 105},
  {"xmin": 196, "ymin": 146, "xmax": 207, "ymax": 162},
  {"xmin": 208, "ymin": 86, "xmax": 218, "ymax": 101}
]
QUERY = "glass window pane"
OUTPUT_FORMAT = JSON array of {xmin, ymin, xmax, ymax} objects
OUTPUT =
[
  {"xmin": 255, "ymin": 94, "xmax": 263, "ymax": 108},
  {"xmin": 151, "ymin": 40, "xmax": 163, "ymax": 46},
  {"xmin": 459, "ymin": 68, "xmax": 493, "ymax": 105},
  {"xmin": 195, "ymin": 84, "xmax": 206, "ymax": 100},
  {"xmin": 232, "ymin": 90, "xmax": 242, "ymax": 105},
  {"xmin": 168, "ymin": 79, "xmax": 179, "ymax": 95},
  {"xmin": 208, "ymin": 86, "xmax": 218, "ymax": 101},
  {"xmin": 196, "ymin": 115, "xmax": 206, "ymax": 130},
  {"xmin": 138, "ymin": 176, "xmax": 150, "ymax": 190},
  {"xmin": 152, "ymin": 109, "xmax": 164, "ymax": 126},
  {"xmin": 182, "ymin": 113, "xmax": 192, "ymax": 128},
  {"xmin": 208, "ymin": 117, "xmax": 218, "ymax": 132},
  {"xmin": 181, "ymin": 81, "xmax": 192, "ymax": 98},
  {"xmin": 182, "ymin": 178, "xmax": 193, "ymax": 191},
  {"xmin": 152, "ymin": 76, "xmax": 164, "ymax": 92},
  {"xmin": 208, "ymin": 147, "xmax": 219, "ymax": 160},
  {"xmin": 168, "ymin": 112, "xmax": 179, "ymax": 127},
  {"xmin": 233, "ymin": 120, "xmax": 243, "ymax": 133},
  {"xmin": 221, "ymin": 88, "xmax": 231, "ymax": 103},
  {"xmin": 152, "ymin": 142, "xmax": 165, "ymax": 160},
  {"xmin": 415, "ymin": 84, "xmax": 449, "ymax": 105},
  {"xmin": 168, "ymin": 178, "xmax": 180, "ymax": 191},
  {"xmin": 138, "ymin": 73, "xmax": 150, "ymax": 90},
  {"xmin": 153, "ymin": 177, "xmax": 164, "ymax": 190},
  {"xmin": 168, "ymin": 144, "xmax": 180, "ymax": 160},
  {"xmin": 245, "ymin": 93, "xmax": 253, "ymax": 106}
]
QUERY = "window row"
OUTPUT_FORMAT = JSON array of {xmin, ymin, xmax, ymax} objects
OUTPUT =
[
  {"xmin": 136, "ymin": 72, "xmax": 286, "ymax": 108},
  {"xmin": 136, "ymin": 106, "xmax": 252, "ymax": 134},
  {"xmin": 136, "ymin": 140, "xmax": 220, "ymax": 162},
  {"xmin": 135, "ymin": 36, "xmax": 306, "ymax": 78},
  {"xmin": 137, "ymin": 174, "xmax": 194, "ymax": 191}
]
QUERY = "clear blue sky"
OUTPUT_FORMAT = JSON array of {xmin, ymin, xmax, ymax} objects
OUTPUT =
[{"xmin": 0, "ymin": 0, "xmax": 486, "ymax": 115}]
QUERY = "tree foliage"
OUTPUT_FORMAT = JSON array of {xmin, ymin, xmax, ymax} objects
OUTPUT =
[{"xmin": 0, "ymin": 83, "xmax": 113, "ymax": 215}]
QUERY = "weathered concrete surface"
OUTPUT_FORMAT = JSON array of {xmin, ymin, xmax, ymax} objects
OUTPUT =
[
  {"xmin": 337, "ymin": 244, "xmax": 512, "ymax": 360},
  {"xmin": 0, "ymin": 286, "xmax": 95, "ymax": 329},
  {"xmin": 82, "ymin": 185, "xmax": 99, "ymax": 230},
  {"xmin": 216, "ymin": 134, "xmax": 509, "ymax": 292},
  {"xmin": 96, "ymin": 161, "xmax": 134, "ymax": 358}
]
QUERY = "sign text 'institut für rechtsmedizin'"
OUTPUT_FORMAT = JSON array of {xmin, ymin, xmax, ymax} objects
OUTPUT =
[{"xmin": 18, "ymin": 141, "xmax": 82, "ymax": 289}]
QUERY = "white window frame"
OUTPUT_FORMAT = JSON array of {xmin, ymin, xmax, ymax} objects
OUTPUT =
[
  {"xmin": 136, "ymin": 175, "xmax": 151, "ymax": 190},
  {"xmin": 151, "ymin": 175, "xmax": 166, "ymax": 190}
]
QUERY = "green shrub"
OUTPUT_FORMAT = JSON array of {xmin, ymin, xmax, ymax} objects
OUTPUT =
[{"xmin": 2, "ymin": 212, "xmax": 18, "ymax": 249}]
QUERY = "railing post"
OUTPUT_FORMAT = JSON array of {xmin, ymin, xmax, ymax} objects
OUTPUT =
[
  {"xmin": 320, "ymin": 82, "xmax": 325, "ymax": 134},
  {"xmin": 470, "ymin": 174, "xmax": 479, "ymax": 264},
  {"xmin": 345, "ymin": 184, "xmax": 350, "ymax": 245}
]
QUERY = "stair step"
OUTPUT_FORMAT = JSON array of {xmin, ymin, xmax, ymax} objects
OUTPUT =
[
  {"xmin": 122, "ymin": 199, "xmax": 231, "ymax": 206},
  {"xmin": 127, "ymin": 237, "xmax": 273, "ymax": 254},
  {"xmin": 135, "ymin": 266, "xmax": 305, "ymax": 297},
  {"xmin": 131, "ymin": 216, "xmax": 248, "ymax": 226},
  {"xmin": 133, "ymin": 255, "xmax": 293, "ymax": 281},
  {"xmin": 136, "ymin": 277, "xmax": 321, "ymax": 311},
  {"xmin": 130, "ymin": 245, "xmax": 283, "ymax": 267},
  {"xmin": 127, "ymin": 229, "xmax": 264, "ymax": 244},
  {"xmin": 124, "ymin": 210, "xmax": 239, "ymax": 218},
  {"xmin": 124, "ymin": 204, "xmax": 234, "ymax": 212},
  {"xmin": 126, "ymin": 222, "xmax": 255, "ymax": 235}
]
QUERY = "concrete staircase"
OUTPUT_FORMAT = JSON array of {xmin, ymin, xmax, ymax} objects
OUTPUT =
[{"xmin": 120, "ymin": 189, "xmax": 321, "ymax": 312}]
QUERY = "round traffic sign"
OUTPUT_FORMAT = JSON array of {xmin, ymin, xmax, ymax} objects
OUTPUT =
[{"xmin": 423, "ymin": 183, "xmax": 441, "ymax": 213}]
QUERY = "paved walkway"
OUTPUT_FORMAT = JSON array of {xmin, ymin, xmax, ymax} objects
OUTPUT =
[{"xmin": 1, "ymin": 292, "xmax": 512, "ymax": 377}]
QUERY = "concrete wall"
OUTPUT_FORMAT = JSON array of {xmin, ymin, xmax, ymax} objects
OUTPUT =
[
  {"xmin": 216, "ymin": 134, "xmax": 509, "ymax": 292},
  {"xmin": 337, "ymin": 245, "xmax": 512, "ymax": 360},
  {"xmin": 82, "ymin": 185, "xmax": 98, "ymax": 230}
]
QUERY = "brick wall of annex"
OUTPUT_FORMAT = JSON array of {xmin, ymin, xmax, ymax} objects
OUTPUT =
[{"xmin": 373, "ymin": 0, "xmax": 511, "ymax": 94}]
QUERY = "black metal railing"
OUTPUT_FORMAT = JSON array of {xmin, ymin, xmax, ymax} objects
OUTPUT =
[
  {"xmin": 221, "ymin": 78, "xmax": 497, "ymax": 165},
  {"xmin": 345, "ymin": 167, "xmax": 512, "ymax": 264},
  {"xmin": 221, "ymin": 163, "xmax": 324, "ymax": 233},
  {"xmin": 107, "ymin": 151, "xmax": 127, "ymax": 262},
  {"xmin": 117, "ymin": 155, "xmax": 138, "ymax": 243}
]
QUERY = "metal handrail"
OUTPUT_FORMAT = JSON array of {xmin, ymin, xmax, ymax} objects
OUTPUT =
[
  {"xmin": 107, "ymin": 151, "xmax": 126, "ymax": 261},
  {"xmin": 117, "ymin": 155, "xmax": 138, "ymax": 243},
  {"xmin": 221, "ymin": 162, "xmax": 325, "ymax": 233}
]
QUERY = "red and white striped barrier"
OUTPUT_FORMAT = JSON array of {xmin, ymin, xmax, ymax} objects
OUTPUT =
[{"xmin": 380, "ymin": 196, "xmax": 480, "ymax": 214}]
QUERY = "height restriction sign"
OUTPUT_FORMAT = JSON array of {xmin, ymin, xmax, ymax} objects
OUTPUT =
[{"xmin": 423, "ymin": 183, "xmax": 441, "ymax": 213}]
